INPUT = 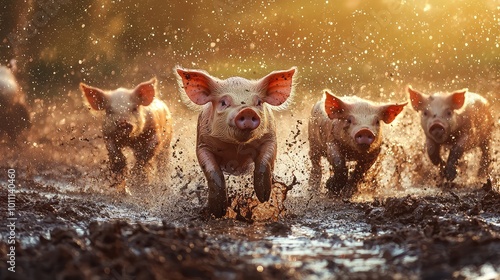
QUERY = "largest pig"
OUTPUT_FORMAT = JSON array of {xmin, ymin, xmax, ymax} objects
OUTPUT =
[
  {"xmin": 408, "ymin": 86, "xmax": 493, "ymax": 181},
  {"xmin": 175, "ymin": 67, "xmax": 297, "ymax": 218}
]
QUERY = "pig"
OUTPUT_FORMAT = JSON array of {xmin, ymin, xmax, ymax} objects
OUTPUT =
[
  {"xmin": 308, "ymin": 90, "xmax": 406, "ymax": 196},
  {"xmin": 80, "ymin": 78, "xmax": 172, "ymax": 180},
  {"xmin": 408, "ymin": 86, "xmax": 493, "ymax": 181},
  {"xmin": 175, "ymin": 66, "xmax": 297, "ymax": 218},
  {"xmin": 0, "ymin": 65, "xmax": 31, "ymax": 141}
]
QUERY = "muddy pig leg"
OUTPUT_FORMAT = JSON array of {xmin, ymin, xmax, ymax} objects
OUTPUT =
[
  {"xmin": 478, "ymin": 139, "xmax": 491, "ymax": 178},
  {"xmin": 198, "ymin": 147, "xmax": 227, "ymax": 218},
  {"xmin": 347, "ymin": 154, "xmax": 378, "ymax": 197},
  {"xmin": 426, "ymin": 138, "xmax": 445, "ymax": 171},
  {"xmin": 444, "ymin": 142, "xmax": 466, "ymax": 181},
  {"xmin": 325, "ymin": 144, "xmax": 348, "ymax": 195},
  {"xmin": 308, "ymin": 145, "xmax": 323, "ymax": 188},
  {"xmin": 106, "ymin": 140, "xmax": 127, "ymax": 175},
  {"xmin": 253, "ymin": 141, "xmax": 276, "ymax": 203}
]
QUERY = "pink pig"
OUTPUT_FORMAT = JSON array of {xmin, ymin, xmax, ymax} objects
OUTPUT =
[
  {"xmin": 175, "ymin": 67, "xmax": 297, "ymax": 218},
  {"xmin": 309, "ymin": 90, "xmax": 406, "ymax": 196},
  {"xmin": 80, "ymin": 78, "xmax": 172, "ymax": 178},
  {"xmin": 408, "ymin": 86, "xmax": 493, "ymax": 181}
]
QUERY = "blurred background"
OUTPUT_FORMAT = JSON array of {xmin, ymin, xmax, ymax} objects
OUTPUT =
[{"xmin": 1, "ymin": 0, "xmax": 499, "ymax": 103}]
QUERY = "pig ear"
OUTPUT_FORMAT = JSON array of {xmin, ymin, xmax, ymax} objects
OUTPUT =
[
  {"xmin": 407, "ymin": 86, "xmax": 426, "ymax": 112},
  {"xmin": 324, "ymin": 90, "xmax": 348, "ymax": 120},
  {"xmin": 380, "ymin": 103, "xmax": 407, "ymax": 124},
  {"xmin": 175, "ymin": 68, "xmax": 214, "ymax": 105},
  {"xmin": 259, "ymin": 67, "xmax": 296, "ymax": 107},
  {"xmin": 133, "ymin": 78, "xmax": 156, "ymax": 106},
  {"xmin": 449, "ymin": 89, "xmax": 467, "ymax": 110},
  {"xmin": 80, "ymin": 83, "xmax": 107, "ymax": 110}
]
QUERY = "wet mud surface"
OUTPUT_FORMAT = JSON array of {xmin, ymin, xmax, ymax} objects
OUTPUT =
[{"xmin": 1, "ymin": 91, "xmax": 500, "ymax": 279}]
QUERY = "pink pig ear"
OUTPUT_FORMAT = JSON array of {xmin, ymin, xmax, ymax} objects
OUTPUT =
[
  {"xmin": 407, "ymin": 86, "xmax": 426, "ymax": 112},
  {"xmin": 259, "ymin": 67, "xmax": 296, "ymax": 106},
  {"xmin": 449, "ymin": 89, "xmax": 467, "ymax": 110},
  {"xmin": 324, "ymin": 90, "xmax": 348, "ymax": 120},
  {"xmin": 175, "ymin": 68, "xmax": 214, "ymax": 105},
  {"xmin": 134, "ymin": 78, "xmax": 156, "ymax": 106},
  {"xmin": 381, "ymin": 103, "xmax": 407, "ymax": 124},
  {"xmin": 80, "ymin": 83, "xmax": 107, "ymax": 110}
]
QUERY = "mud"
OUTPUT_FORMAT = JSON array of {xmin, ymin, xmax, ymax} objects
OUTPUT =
[{"xmin": 0, "ymin": 89, "xmax": 500, "ymax": 279}]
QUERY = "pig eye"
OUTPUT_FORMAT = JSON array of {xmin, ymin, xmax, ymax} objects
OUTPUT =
[
  {"xmin": 446, "ymin": 109, "xmax": 452, "ymax": 117},
  {"xmin": 346, "ymin": 116, "xmax": 354, "ymax": 124},
  {"xmin": 423, "ymin": 110, "xmax": 429, "ymax": 117},
  {"xmin": 221, "ymin": 100, "xmax": 227, "ymax": 107},
  {"xmin": 256, "ymin": 99, "xmax": 263, "ymax": 106}
]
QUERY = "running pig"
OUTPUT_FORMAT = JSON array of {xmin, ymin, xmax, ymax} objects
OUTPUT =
[
  {"xmin": 80, "ymin": 78, "xmax": 172, "ymax": 180},
  {"xmin": 175, "ymin": 67, "xmax": 297, "ymax": 218},
  {"xmin": 308, "ymin": 90, "xmax": 406, "ymax": 196},
  {"xmin": 408, "ymin": 86, "xmax": 493, "ymax": 181}
]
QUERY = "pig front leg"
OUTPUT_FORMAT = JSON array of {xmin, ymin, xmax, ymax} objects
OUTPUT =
[
  {"xmin": 325, "ymin": 143, "xmax": 348, "ymax": 195},
  {"xmin": 197, "ymin": 147, "xmax": 228, "ymax": 218},
  {"xmin": 308, "ymin": 142, "xmax": 323, "ymax": 188},
  {"xmin": 253, "ymin": 141, "xmax": 276, "ymax": 203},
  {"xmin": 444, "ymin": 143, "xmax": 466, "ymax": 181},
  {"xmin": 347, "ymin": 152, "xmax": 379, "ymax": 196},
  {"xmin": 426, "ymin": 138, "xmax": 445, "ymax": 171},
  {"xmin": 478, "ymin": 139, "xmax": 491, "ymax": 178},
  {"xmin": 106, "ymin": 140, "xmax": 127, "ymax": 175}
]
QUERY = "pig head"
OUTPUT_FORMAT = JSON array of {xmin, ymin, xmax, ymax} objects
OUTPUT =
[
  {"xmin": 408, "ymin": 86, "xmax": 492, "ymax": 181},
  {"xmin": 175, "ymin": 66, "xmax": 296, "ymax": 218},
  {"xmin": 309, "ymin": 91, "xmax": 406, "ymax": 196},
  {"xmin": 80, "ymin": 78, "xmax": 172, "ymax": 176},
  {"xmin": 0, "ymin": 65, "xmax": 31, "ymax": 142}
]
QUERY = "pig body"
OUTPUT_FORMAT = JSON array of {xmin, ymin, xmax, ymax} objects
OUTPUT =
[
  {"xmin": 0, "ymin": 65, "xmax": 31, "ymax": 141},
  {"xmin": 408, "ymin": 87, "xmax": 492, "ymax": 181},
  {"xmin": 175, "ymin": 67, "xmax": 296, "ymax": 218},
  {"xmin": 80, "ymin": 78, "xmax": 172, "ymax": 179},
  {"xmin": 308, "ymin": 91, "xmax": 406, "ymax": 196}
]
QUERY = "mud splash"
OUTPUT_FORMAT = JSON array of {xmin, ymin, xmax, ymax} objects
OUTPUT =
[{"xmin": 0, "ymin": 88, "xmax": 499, "ymax": 279}]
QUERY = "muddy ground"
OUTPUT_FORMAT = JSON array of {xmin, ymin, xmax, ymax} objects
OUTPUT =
[{"xmin": 1, "ymin": 88, "xmax": 500, "ymax": 279}]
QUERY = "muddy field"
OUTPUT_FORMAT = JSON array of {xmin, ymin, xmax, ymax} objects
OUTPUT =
[{"xmin": 1, "ymin": 87, "xmax": 500, "ymax": 279}]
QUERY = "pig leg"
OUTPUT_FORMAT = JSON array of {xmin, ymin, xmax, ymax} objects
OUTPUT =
[
  {"xmin": 444, "ymin": 143, "xmax": 465, "ymax": 181},
  {"xmin": 308, "ymin": 140, "xmax": 323, "ymax": 188},
  {"xmin": 347, "ymin": 154, "xmax": 378, "ymax": 196},
  {"xmin": 426, "ymin": 138, "xmax": 445, "ymax": 170},
  {"xmin": 106, "ymin": 141, "xmax": 127, "ymax": 175},
  {"xmin": 254, "ymin": 141, "xmax": 276, "ymax": 203},
  {"xmin": 325, "ymin": 143, "xmax": 348, "ymax": 195},
  {"xmin": 198, "ymin": 147, "xmax": 227, "ymax": 218},
  {"xmin": 478, "ymin": 139, "xmax": 491, "ymax": 178}
]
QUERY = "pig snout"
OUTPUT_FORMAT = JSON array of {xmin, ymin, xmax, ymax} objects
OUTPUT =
[
  {"xmin": 355, "ymin": 129, "xmax": 375, "ymax": 147},
  {"xmin": 235, "ymin": 108, "xmax": 261, "ymax": 130},
  {"xmin": 429, "ymin": 123, "xmax": 446, "ymax": 142}
]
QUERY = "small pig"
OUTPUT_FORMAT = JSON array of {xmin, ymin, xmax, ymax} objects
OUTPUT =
[
  {"xmin": 175, "ymin": 66, "xmax": 297, "ymax": 218},
  {"xmin": 308, "ymin": 90, "xmax": 406, "ymax": 196},
  {"xmin": 0, "ymin": 65, "xmax": 31, "ymax": 141},
  {"xmin": 80, "ymin": 78, "xmax": 172, "ymax": 179},
  {"xmin": 408, "ymin": 86, "xmax": 493, "ymax": 181}
]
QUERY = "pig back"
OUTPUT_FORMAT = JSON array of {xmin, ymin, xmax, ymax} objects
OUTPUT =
[
  {"xmin": 143, "ymin": 98, "xmax": 172, "ymax": 143},
  {"xmin": 456, "ymin": 92, "xmax": 493, "ymax": 148}
]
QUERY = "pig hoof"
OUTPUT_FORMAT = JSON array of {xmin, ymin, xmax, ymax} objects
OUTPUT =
[
  {"xmin": 443, "ymin": 166, "xmax": 457, "ymax": 181},
  {"xmin": 326, "ymin": 177, "xmax": 346, "ymax": 196},
  {"xmin": 208, "ymin": 194, "xmax": 228, "ymax": 218},
  {"xmin": 208, "ymin": 204, "xmax": 227, "ymax": 219}
]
